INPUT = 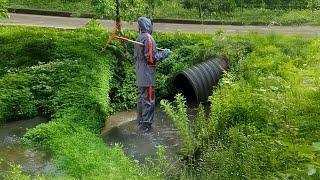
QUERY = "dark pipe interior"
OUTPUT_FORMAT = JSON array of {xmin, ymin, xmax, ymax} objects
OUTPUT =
[{"xmin": 174, "ymin": 74, "xmax": 197, "ymax": 102}]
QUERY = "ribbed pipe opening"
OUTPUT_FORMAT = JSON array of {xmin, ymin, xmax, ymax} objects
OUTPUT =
[{"xmin": 174, "ymin": 73, "xmax": 197, "ymax": 102}]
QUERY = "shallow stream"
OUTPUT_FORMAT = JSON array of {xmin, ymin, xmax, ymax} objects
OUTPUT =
[
  {"xmin": 0, "ymin": 117, "xmax": 56, "ymax": 178},
  {"xmin": 101, "ymin": 105, "xmax": 202, "ymax": 163}
]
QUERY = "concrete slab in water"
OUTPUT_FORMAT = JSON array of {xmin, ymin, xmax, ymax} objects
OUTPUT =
[{"xmin": 101, "ymin": 110, "xmax": 137, "ymax": 134}]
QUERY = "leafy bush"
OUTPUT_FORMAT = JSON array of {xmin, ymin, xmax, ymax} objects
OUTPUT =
[
  {"xmin": 161, "ymin": 94, "xmax": 214, "ymax": 162},
  {"xmin": 22, "ymin": 38, "xmax": 56, "ymax": 64},
  {"xmin": 91, "ymin": 0, "xmax": 147, "ymax": 21},
  {"xmin": 159, "ymin": 32, "xmax": 319, "ymax": 179},
  {"xmin": 9, "ymin": 0, "xmax": 95, "ymax": 14},
  {"xmin": 2, "ymin": 24, "xmax": 320, "ymax": 179},
  {"xmin": 2, "ymin": 22, "xmax": 220, "ymax": 178},
  {"xmin": 0, "ymin": 73, "xmax": 37, "ymax": 123},
  {"xmin": 161, "ymin": 94, "xmax": 193, "ymax": 155},
  {"xmin": 0, "ymin": 25, "xmax": 155, "ymax": 179},
  {"xmin": 276, "ymin": 9, "xmax": 313, "ymax": 25},
  {"xmin": 211, "ymin": 0, "xmax": 237, "ymax": 15},
  {"xmin": 234, "ymin": 0, "xmax": 309, "ymax": 9},
  {"xmin": 195, "ymin": 34, "xmax": 320, "ymax": 178},
  {"xmin": 0, "ymin": 0, "xmax": 7, "ymax": 18},
  {"xmin": 308, "ymin": 0, "xmax": 320, "ymax": 10},
  {"xmin": 199, "ymin": 127, "xmax": 284, "ymax": 179}
]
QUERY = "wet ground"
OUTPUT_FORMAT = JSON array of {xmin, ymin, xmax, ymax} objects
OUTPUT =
[
  {"xmin": 0, "ymin": 117, "xmax": 56, "ymax": 178},
  {"xmin": 101, "ymin": 105, "xmax": 201, "ymax": 163}
]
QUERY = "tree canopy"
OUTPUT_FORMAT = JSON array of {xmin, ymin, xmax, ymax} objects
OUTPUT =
[
  {"xmin": 145, "ymin": 0, "xmax": 164, "ymax": 19},
  {"xmin": 91, "ymin": 0, "xmax": 167, "ymax": 23},
  {"xmin": 0, "ymin": 0, "xmax": 8, "ymax": 18},
  {"xmin": 181, "ymin": 0, "xmax": 236, "ymax": 18},
  {"xmin": 92, "ymin": 0, "xmax": 164, "ymax": 22}
]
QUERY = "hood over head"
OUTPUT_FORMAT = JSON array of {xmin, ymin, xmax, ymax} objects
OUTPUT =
[{"xmin": 138, "ymin": 17, "xmax": 153, "ymax": 34}]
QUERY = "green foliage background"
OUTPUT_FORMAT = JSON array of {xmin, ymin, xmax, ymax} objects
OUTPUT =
[
  {"xmin": 203, "ymin": 34, "xmax": 320, "ymax": 179},
  {"xmin": 161, "ymin": 33, "xmax": 320, "ymax": 179},
  {"xmin": 0, "ymin": 24, "xmax": 159, "ymax": 179},
  {"xmin": 0, "ymin": 21, "xmax": 219, "ymax": 178},
  {"xmin": 8, "ymin": 0, "xmax": 320, "ymax": 25},
  {"xmin": 0, "ymin": 0, "xmax": 8, "ymax": 17},
  {"xmin": 0, "ymin": 22, "xmax": 319, "ymax": 179}
]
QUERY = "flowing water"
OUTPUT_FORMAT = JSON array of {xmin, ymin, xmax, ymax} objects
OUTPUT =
[
  {"xmin": 0, "ymin": 117, "xmax": 56, "ymax": 178},
  {"xmin": 101, "ymin": 104, "xmax": 202, "ymax": 163}
]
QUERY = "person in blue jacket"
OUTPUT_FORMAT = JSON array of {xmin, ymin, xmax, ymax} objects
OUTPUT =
[{"xmin": 134, "ymin": 17, "xmax": 171, "ymax": 132}]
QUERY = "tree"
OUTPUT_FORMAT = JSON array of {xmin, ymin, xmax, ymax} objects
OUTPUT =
[
  {"xmin": 181, "ymin": 0, "xmax": 212, "ymax": 19},
  {"xmin": 181, "ymin": 0, "xmax": 236, "ymax": 19},
  {"xmin": 145, "ymin": 0, "xmax": 164, "ymax": 19},
  {"xmin": 308, "ymin": 0, "xmax": 320, "ymax": 11},
  {"xmin": 0, "ymin": 0, "xmax": 8, "ymax": 18},
  {"xmin": 211, "ymin": 0, "xmax": 236, "ymax": 15},
  {"xmin": 93, "ymin": 0, "xmax": 149, "ymax": 50},
  {"xmin": 91, "ymin": 0, "xmax": 146, "ymax": 23}
]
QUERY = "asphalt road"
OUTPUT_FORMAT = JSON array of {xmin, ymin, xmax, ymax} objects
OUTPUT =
[{"xmin": 1, "ymin": 13, "xmax": 320, "ymax": 36}]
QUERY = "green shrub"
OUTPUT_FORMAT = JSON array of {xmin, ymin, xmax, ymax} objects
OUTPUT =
[
  {"xmin": 0, "ymin": 25, "xmax": 156, "ymax": 179},
  {"xmin": 277, "ymin": 9, "xmax": 314, "ymax": 25},
  {"xmin": 0, "ymin": 73, "xmax": 37, "ymax": 123},
  {"xmin": 9, "ymin": 0, "xmax": 95, "ymax": 14},
  {"xmin": 199, "ymin": 127, "xmax": 282, "ymax": 179},
  {"xmin": 161, "ymin": 95, "xmax": 213, "ymax": 160},
  {"xmin": 211, "ymin": 0, "xmax": 237, "ymax": 15},
  {"xmin": 0, "ymin": 0, "xmax": 7, "ymax": 18},
  {"xmin": 161, "ymin": 94, "xmax": 194, "ymax": 156},
  {"xmin": 307, "ymin": 0, "xmax": 320, "ymax": 11},
  {"xmin": 194, "ymin": 34, "xmax": 320, "ymax": 179},
  {"xmin": 2, "ymin": 25, "xmax": 320, "ymax": 179}
]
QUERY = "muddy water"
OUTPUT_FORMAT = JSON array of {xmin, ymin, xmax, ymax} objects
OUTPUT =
[
  {"xmin": 0, "ymin": 117, "xmax": 56, "ymax": 178},
  {"xmin": 101, "ymin": 105, "xmax": 201, "ymax": 163}
]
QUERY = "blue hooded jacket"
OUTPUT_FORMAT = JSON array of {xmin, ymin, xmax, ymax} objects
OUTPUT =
[{"xmin": 134, "ymin": 17, "xmax": 169, "ymax": 87}]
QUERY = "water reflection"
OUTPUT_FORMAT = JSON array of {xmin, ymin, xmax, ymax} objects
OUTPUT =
[
  {"xmin": 101, "ymin": 106, "xmax": 199, "ymax": 163},
  {"xmin": 0, "ymin": 117, "xmax": 56, "ymax": 177}
]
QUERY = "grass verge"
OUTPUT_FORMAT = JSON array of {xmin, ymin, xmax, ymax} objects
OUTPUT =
[{"xmin": 8, "ymin": 0, "xmax": 320, "ymax": 25}]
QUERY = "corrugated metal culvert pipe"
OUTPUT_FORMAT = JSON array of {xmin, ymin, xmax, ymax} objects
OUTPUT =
[{"xmin": 174, "ymin": 56, "xmax": 229, "ymax": 102}]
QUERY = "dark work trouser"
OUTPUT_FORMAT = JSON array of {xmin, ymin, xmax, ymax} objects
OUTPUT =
[{"xmin": 137, "ymin": 86, "xmax": 155, "ymax": 125}]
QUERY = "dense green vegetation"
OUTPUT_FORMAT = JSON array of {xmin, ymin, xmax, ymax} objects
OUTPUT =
[
  {"xmin": 0, "ymin": 24, "xmax": 160, "ymax": 179},
  {"xmin": 9, "ymin": 0, "xmax": 320, "ymax": 25},
  {"xmin": 161, "ymin": 33, "xmax": 320, "ymax": 178},
  {"xmin": 10, "ymin": 0, "xmax": 94, "ymax": 14},
  {"xmin": 1, "ymin": 22, "xmax": 319, "ymax": 179},
  {"xmin": 157, "ymin": 2, "xmax": 320, "ymax": 25},
  {"xmin": 0, "ymin": 0, "xmax": 8, "ymax": 17},
  {"xmin": 0, "ymin": 22, "xmax": 217, "ymax": 178},
  {"xmin": 202, "ymin": 33, "xmax": 320, "ymax": 178}
]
